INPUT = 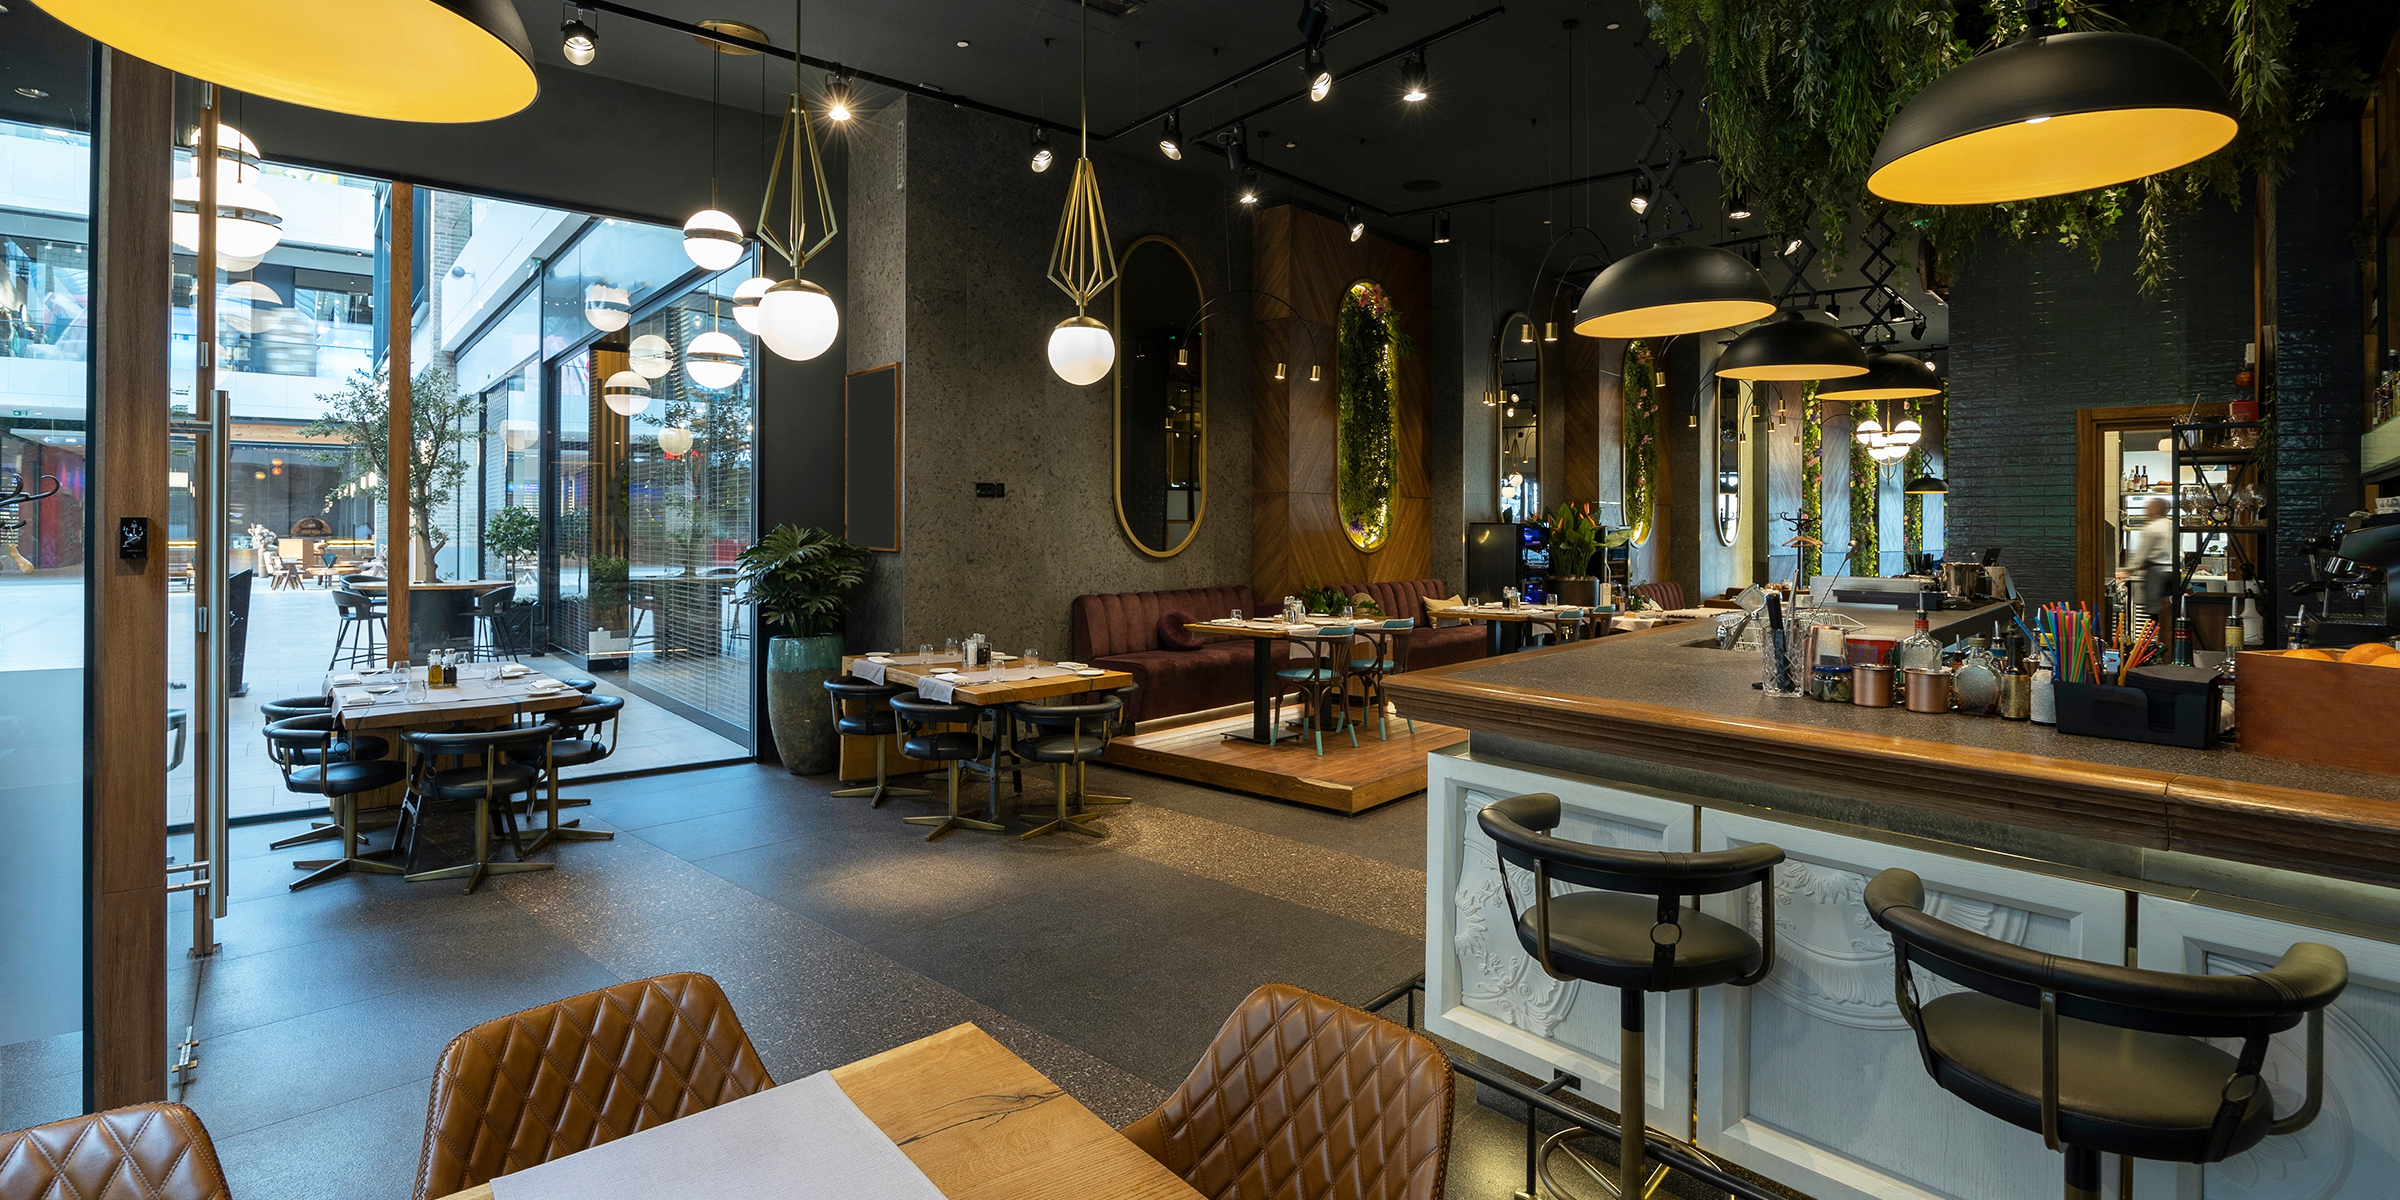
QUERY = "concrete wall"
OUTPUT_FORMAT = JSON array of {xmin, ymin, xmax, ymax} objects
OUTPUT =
[{"xmin": 848, "ymin": 96, "xmax": 1254, "ymax": 654}]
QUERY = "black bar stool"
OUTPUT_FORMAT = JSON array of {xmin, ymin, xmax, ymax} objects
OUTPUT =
[
  {"xmin": 263, "ymin": 714, "xmax": 406, "ymax": 891},
  {"xmin": 1344, "ymin": 618, "xmax": 1416, "ymax": 740},
  {"xmin": 1478, "ymin": 792, "xmax": 1784, "ymax": 1199},
  {"xmin": 1008, "ymin": 696, "xmax": 1125, "ymax": 840},
  {"xmin": 396, "ymin": 722, "xmax": 560, "ymax": 893},
  {"xmin": 328, "ymin": 588, "xmax": 386, "ymax": 670},
  {"xmin": 1272, "ymin": 625, "xmax": 1357, "ymax": 755},
  {"xmin": 466, "ymin": 584, "xmax": 519, "ymax": 662},
  {"xmin": 889, "ymin": 695, "xmax": 1005, "ymax": 842},
  {"xmin": 512, "ymin": 694, "xmax": 623, "ymax": 855},
  {"xmin": 1865, "ymin": 868, "xmax": 2346, "ymax": 1200},
  {"xmin": 824, "ymin": 676, "xmax": 928, "ymax": 806}
]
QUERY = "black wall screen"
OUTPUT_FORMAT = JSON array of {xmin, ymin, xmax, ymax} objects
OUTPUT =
[{"xmin": 845, "ymin": 363, "xmax": 900, "ymax": 551}]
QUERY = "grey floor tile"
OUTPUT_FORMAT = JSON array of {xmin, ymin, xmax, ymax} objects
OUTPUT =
[
  {"xmin": 210, "ymin": 1078, "xmax": 435, "ymax": 1200},
  {"xmin": 1088, "ymin": 764, "xmax": 1430, "ymax": 871}
]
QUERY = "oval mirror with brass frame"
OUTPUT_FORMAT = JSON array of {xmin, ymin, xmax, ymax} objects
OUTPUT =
[
  {"xmin": 1714, "ymin": 377, "xmax": 1748, "ymax": 546},
  {"xmin": 1113, "ymin": 236, "xmax": 1208, "ymax": 557},
  {"xmin": 1494, "ymin": 312, "xmax": 1541, "ymax": 522}
]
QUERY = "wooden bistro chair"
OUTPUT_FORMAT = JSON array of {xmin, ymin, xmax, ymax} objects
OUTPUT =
[
  {"xmin": 412, "ymin": 972, "xmax": 773, "ymax": 1200},
  {"xmin": 263, "ymin": 714, "xmax": 404, "ymax": 891},
  {"xmin": 1527, "ymin": 606, "xmax": 1589, "ymax": 648},
  {"xmin": 889, "ymin": 694, "xmax": 1005, "ymax": 842},
  {"xmin": 1273, "ymin": 625, "xmax": 1358, "ymax": 756},
  {"xmin": 1125, "ymin": 983, "xmax": 1455, "ymax": 1200},
  {"xmin": 0, "ymin": 1102, "xmax": 235, "ymax": 1200},
  {"xmin": 395, "ymin": 722, "xmax": 560, "ymax": 893},
  {"xmin": 1345, "ymin": 618, "xmax": 1417, "ymax": 741},
  {"xmin": 1008, "ymin": 694, "xmax": 1126, "ymax": 840}
]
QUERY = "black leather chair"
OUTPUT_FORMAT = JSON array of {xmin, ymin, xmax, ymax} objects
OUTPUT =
[
  {"xmin": 1865, "ymin": 868, "xmax": 2347, "ymax": 1200},
  {"xmin": 888, "ymin": 695, "xmax": 1004, "ymax": 842},
  {"xmin": 263, "ymin": 714, "xmax": 407, "ymax": 891},
  {"xmin": 328, "ymin": 588, "xmax": 386, "ymax": 669},
  {"xmin": 562, "ymin": 676, "xmax": 599, "ymax": 694},
  {"xmin": 1478, "ymin": 792, "xmax": 1784, "ymax": 1199},
  {"xmin": 824, "ymin": 677, "xmax": 928, "ymax": 806},
  {"xmin": 395, "ymin": 722, "xmax": 561, "ymax": 893},
  {"xmin": 1008, "ymin": 696, "xmax": 1125, "ymax": 840},
  {"xmin": 257, "ymin": 693, "xmax": 362, "ymax": 851},
  {"xmin": 510, "ymin": 694, "xmax": 623, "ymax": 855}
]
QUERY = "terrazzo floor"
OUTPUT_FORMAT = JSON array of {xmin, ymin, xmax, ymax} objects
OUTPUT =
[{"xmin": 0, "ymin": 759, "xmax": 1647, "ymax": 1200}]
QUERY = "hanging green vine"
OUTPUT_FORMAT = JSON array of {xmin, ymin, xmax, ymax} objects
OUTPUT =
[
  {"xmin": 1849, "ymin": 424, "xmax": 1881, "ymax": 575},
  {"xmin": 1337, "ymin": 281, "xmax": 1406, "ymax": 552},
  {"xmin": 1622, "ymin": 341, "xmax": 1662, "ymax": 545},
  {"xmin": 1800, "ymin": 383, "xmax": 1823, "ymax": 581},
  {"xmin": 1649, "ymin": 0, "xmax": 2366, "ymax": 296}
]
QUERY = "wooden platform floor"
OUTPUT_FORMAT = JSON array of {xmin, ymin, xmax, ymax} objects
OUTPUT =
[{"xmin": 1100, "ymin": 710, "xmax": 1467, "ymax": 813}]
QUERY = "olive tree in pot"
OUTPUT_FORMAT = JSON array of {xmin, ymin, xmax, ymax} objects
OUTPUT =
[{"xmin": 736, "ymin": 524, "xmax": 871, "ymax": 774}]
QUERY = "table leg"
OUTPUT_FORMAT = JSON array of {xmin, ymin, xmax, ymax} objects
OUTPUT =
[
  {"xmin": 1221, "ymin": 636, "xmax": 1279, "ymax": 746},
  {"xmin": 1486, "ymin": 620, "xmax": 1503, "ymax": 657}
]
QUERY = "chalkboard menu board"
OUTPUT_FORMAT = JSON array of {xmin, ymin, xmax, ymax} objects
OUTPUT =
[{"xmin": 845, "ymin": 363, "xmax": 900, "ymax": 551}]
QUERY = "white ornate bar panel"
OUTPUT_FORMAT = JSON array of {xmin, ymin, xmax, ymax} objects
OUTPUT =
[
  {"xmin": 1695, "ymin": 812, "xmax": 2129, "ymax": 1200},
  {"xmin": 2133, "ymin": 896, "xmax": 2400, "ymax": 1200}
]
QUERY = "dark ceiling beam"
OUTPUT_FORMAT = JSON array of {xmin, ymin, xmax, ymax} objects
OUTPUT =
[
  {"xmin": 1097, "ymin": 9, "xmax": 1385, "ymax": 140},
  {"xmin": 1384, "ymin": 156, "xmax": 1717, "ymax": 217},
  {"xmin": 1192, "ymin": 6, "xmax": 1507, "ymax": 144}
]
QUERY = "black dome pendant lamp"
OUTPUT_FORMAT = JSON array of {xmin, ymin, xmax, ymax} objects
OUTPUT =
[
  {"xmin": 1572, "ymin": 245, "xmax": 1775, "ymax": 340},
  {"xmin": 1715, "ymin": 312, "xmax": 1869, "ymax": 381},
  {"xmin": 1867, "ymin": 27, "xmax": 2235, "ymax": 205},
  {"xmin": 1816, "ymin": 351, "xmax": 1943, "ymax": 400}
]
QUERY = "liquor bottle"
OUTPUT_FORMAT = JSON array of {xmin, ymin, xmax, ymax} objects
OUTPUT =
[
  {"xmin": 1896, "ymin": 595, "xmax": 1943, "ymax": 673},
  {"xmin": 2171, "ymin": 594, "xmax": 2192, "ymax": 667}
]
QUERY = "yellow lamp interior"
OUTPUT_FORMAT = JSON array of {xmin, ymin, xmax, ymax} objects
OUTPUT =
[
  {"xmin": 1574, "ymin": 299, "xmax": 1777, "ymax": 340},
  {"xmin": 37, "ymin": 0, "xmax": 536, "ymax": 123},
  {"xmin": 1820, "ymin": 382, "xmax": 1942, "ymax": 400},
  {"xmin": 1716, "ymin": 361, "xmax": 1869, "ymax": 381},
  {"xmin": 1868, "ymin": 107, "xmax": 2236, "ymax": 205}
]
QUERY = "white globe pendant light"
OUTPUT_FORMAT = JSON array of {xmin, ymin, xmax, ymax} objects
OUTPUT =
[
  {"xmin": 657, "ymin": 426, "xmax": 695, "ymax": 458},
  {"xmin": 602, "ymin": 370, "xmax": 652, "ymax": 416},
  {"xmin": 171, "ymin": 176, "xmax": 282, "ymax": 272},
  {"xmin": 628, "ymin": 334, "xmax": 673, "ymax": 379},
  {"xmin": 731, "ymin": 275, "xmax": 773, "ymax": 334},
  {"xmin": 1047, "ymin": 316, "xmax": 1116, "ymax": 388},
  {"xmin": 685, "ymin": 329, "xmax": 747, "ymax": 390},
  {"xmin": 682, "ymin": 208, "xmax": 745, "ymax": 271},
  {"xmin": 758, "ymin": 277, "xmax": 839, "ymax": 361},
  {"xmin": 584, "ymin": 284, "xmax": 631, "ymax": 332}
]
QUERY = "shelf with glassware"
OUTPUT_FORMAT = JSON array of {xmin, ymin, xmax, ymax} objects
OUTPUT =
[{"xmin": 2168, "ymin": 422, "xmax": 2275, "ymax": 653}]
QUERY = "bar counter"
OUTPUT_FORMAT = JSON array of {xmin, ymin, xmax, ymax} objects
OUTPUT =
[{"xmin": 1386, "ymin": 609, "xmax": 2400, "ymax": 1200}]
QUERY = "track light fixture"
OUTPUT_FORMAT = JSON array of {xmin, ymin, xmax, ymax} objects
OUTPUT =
[
  {"xmin": 1431, "ymin": 211, "xmax": 1450, "ymax": 244},
  {"xmin": 1225, "ymin": 126, "xmax": 1250, "ymax": 172},
  {"xmin": 1346, "ymin": 206, "xmax": 1364, "ymax": 242},
  {"xmin": 1725, "ymin": 190, "xmax": 1752, "ymax": 221},
  {"xmin": 1400, "ymin": 51, "xmax": 1428, "ymax": 102},
  {"xmin": 1158, "ymin": 110, "xmax": 1183, "ymax": 160},
  {"xmin": 825, "ymin": 72, "xmax": 854, "ymax": 121},
  {"xmin": 1628, "ymin": 174, "xmax": 1651, "ymax": 215},
  {"xmin": 1030, "ymin": 125, "xmax": 1053, "ymax": 173},
  {"xmin": 561, "ymin": 5, "xmax": 597, "ymax": 65},
  {"xmin": 1305, "ymin": 47, "xmax": 1333, "ymax": 102},
  {"xmin": 1239, "ymin": 168, "xmax": 1262, "ymax": 205},
  {"xmin": 1296, "ymin": 0, "xmax": 1331, "ymax": 49}
]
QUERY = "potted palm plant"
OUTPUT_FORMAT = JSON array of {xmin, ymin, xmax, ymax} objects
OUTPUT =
[
  {"xmin": 1545, "ymin": 503, "xmax": 1633, "ymax": 607},
  {"xmin": 735, "ymin": 524, "xmax": 871, "ymax": 774}
]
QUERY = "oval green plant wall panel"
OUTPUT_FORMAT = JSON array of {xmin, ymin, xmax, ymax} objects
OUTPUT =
[
  {"xmin": 1621, "ymin": 340, "xmax": 1660, "ymax": 545},
  {"xmin": 1338, "ymin": 281, "xmax": 1404, "ymax": 552}
]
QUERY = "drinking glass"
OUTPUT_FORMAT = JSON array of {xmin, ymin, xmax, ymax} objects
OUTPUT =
[
  {"xmin": 1024, "ymin": 648, "xmax": 1040, "ymax": 666},
  {"xmin": 917, "ymin": 643, "xmax": 934, "ymax": 662},
  {"xmin": 1467, "ymin": 597, "xmax": 1481, "ymax": 609},
  {"xmin": 1341, "ymin": 605, "xmax": 1356, "ymax": 621},
  {"xmin": 406, "ymin": 679, "xmax": 429, "ymax": 703},
  {"xmin": 1230, "ymin": 608, "xmax": 1244, "ymax": 623},
  {"xmin": 943, "ymin": 637, "xmax": 960, "ymax": 659}
]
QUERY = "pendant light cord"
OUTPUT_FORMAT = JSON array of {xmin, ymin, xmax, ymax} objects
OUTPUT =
[
  {"xmin": 1079, "ymin": 0, "xmax": 1089, "ymax": 161},
  {"xmin": 793, "ymin": 0, "xmax": 804, "ymax": 257},
  {"xmin": 710, "ymin": 45, "xmax": 721, "ymax": 211}
]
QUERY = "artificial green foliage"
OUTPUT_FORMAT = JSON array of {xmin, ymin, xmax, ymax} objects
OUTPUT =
[
  {"xmin": 1800, "ymin": 384, "xmax": 1824, "ymax": 582},
  {"xmin": 1650, "ymin": 0, "xmax": 2366, "ymax": 296},
  {"xmin": 1622, "ymin": 341, "xmax": 1661, "ymax": 545},
  {"xmin": 1546, "ymin": 502, "xmax": 1603, "ymax": 578},
  {"xmin": 734, "ymin": 524, "xmax": 872, "ymax": 639},
  {"xmin": 1337, "ymin": 282, "xmax": 1406, "ymax": 551},
  {"xmin": 1849, "ymin": 428, "xmax": 1881, "ymax": 574},
  {"xmin": 1902, "ymin": 396, "xmax": 1936, "ymax": 559}
]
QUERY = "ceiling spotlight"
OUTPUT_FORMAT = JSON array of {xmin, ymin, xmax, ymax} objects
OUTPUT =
[
  {"xmin": 1239, "ymin": 169, "xmax": 1261, "ymax": 205},
  {"xmin": 1911, "ymin": 316, "xmax": 1928, "ymax": 339},
  {"xmin": 1305, "ymin": 49, "xmax": 1333, "ymax": 102},
  {"xmin": 14, "ymin": 87, "xmax": 47, "ymax": 100},
  {"xmin": 1158, "ymin": 110, "xmax": 1183, "ymax": 160},
  {"xmin": 1628, "ymin": 174, "xmax": 1651, "ymax": 215},
  {"xmin": 825, "ymin": 74, "xmax": 854, "ymax": 122},
  {"xmin": 1345, "ymin": 206, "xmax": 1364, "ymax": 242},
  {"xmin": 1431, "ymin": 211, "xmax": 1450, "ymax": 244},
  {"xmin": 1226, "ymin": 126, "xmax": 1250, "ymax": 171},
  {"xmin": 1784, "ymin": 237, "xmax": 1805, "ymax": 256},
  {"xmin": 1400, "ymin": 51, "xmax": 1428, "ymax": 102},
  {"xmin": 1030, "ymin": 125, "xmax": 1053, "ymax": 173},
  {"xmin": 561, "ymin": 7, "xmax": 597, "ymax": 66},
  {"xmin": 1725, "ymin": 190, "xmax": 1752, "ymax": 221},
  {"xmin": 1296, "ymin": 0, "xmax": 1331, "ymax": 48}
]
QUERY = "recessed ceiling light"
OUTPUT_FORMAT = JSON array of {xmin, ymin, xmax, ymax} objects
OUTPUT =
[
  {"xmin": 1283, "ymin": 139, "xmax": 1296, "ymax": 149},
  {"xmin": 955, "ymin": 39, "xmax": 970, "ymax": 48},
  {"xmin": 14, "ymin": 87, "xmax": 46, "ymax": 99},
  {"xmin": 1606, "ymin": 22, "xmax": 1621, "ymax": 30}
]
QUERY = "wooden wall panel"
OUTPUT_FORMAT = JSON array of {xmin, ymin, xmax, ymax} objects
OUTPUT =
[
  {"xmin": 1252, "ymin": 206, "xmax": 1435, "ymax": 600},
  {"xmin": 1556, "ymin": 293, "xmax": 1603, "ymax": 512},
  {"xmin": 87, "ymin": 49, "xmax": 171, "ymax": 1110}
]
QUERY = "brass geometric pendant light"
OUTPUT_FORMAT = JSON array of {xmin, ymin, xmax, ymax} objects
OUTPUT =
[{"xmin": 1046, "ymin": 0, "xmax": 1119, "ymax": 387}]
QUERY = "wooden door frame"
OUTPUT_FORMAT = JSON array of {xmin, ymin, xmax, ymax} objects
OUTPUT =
[{"xmin": 2074, "ymin": 402, "xmax": 2227, "ymax": 610}]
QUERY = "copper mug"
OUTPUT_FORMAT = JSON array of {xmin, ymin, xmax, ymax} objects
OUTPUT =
[
  {"xmin": 1903, "ymin": 667, "xmax": 1954, "ymax": 713},
  {"xmin": 1852, "ymin": 663, "xmax": 1896, "ymax": 708}
]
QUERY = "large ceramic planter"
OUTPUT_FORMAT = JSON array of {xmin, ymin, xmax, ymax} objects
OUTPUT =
[
  {"xmin": 1553, "ymin": 576, "xmax": 1600, "ymax": 607},
  {"xmin": 765, "ymin": 634, "xmax": 843, "ymax": 775}
]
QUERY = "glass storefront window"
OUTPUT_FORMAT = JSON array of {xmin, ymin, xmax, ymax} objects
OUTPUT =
[{"xmin": 541, "ymin": 217, "xmax": 692, "ymax": 359}]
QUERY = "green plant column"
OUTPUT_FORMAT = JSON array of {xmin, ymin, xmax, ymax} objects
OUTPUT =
[
  {"xmin": 1849, "ymin": 426, "xmax": 1880, "ymax": 575},
  {"xmin": 1337, "ymin": 282, "xmax": 1405, "ymax": 551},
  {"xmin": 1903, "ymin": 398, "xmax": 1929, "ymax": 561},
  {"xmin": 1622, "ymin": 341, "xmax": 1661, "ymax": 545},
  {"xmin": 1800, "ymin": 382, "xmax": 1822, "ymax": 582}
]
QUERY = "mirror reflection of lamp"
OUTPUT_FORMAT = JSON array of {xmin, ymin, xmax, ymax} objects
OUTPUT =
[{"xmin": 657, "ymin": 426, "xmax": 694, "ymax": 459}]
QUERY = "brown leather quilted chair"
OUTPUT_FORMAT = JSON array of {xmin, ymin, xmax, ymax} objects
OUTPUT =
[
  {"xmin": 411, "ymin": 972, "xmax": 773, "ymax": 1200},
  {"xmin": 0, "ymin": 1103, "xmax": 233, "ymax": 1200},
  {"xmin": 1123, "ymin": 983, "xmax": 1453, "ymax": 1200}
]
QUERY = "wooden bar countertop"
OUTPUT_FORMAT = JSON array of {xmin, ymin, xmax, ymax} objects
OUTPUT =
[{"xmin": 1385, "ymin": 618, "xmax": 2400, "ymax": 889}]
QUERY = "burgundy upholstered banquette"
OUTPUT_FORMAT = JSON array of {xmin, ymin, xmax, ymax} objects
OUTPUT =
[
  {"xmin": 1332, "ymin": 579, "xmax": 1487, "ymax": 670},
  {"xmin": 1070, "ymin": 585, "xmax": 1257, "ymax": 724}
]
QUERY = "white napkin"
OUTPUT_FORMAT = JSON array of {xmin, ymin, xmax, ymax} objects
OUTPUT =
[{"xmin": 329, "ymin": 673, "xmax": 363, "ymax": 688}]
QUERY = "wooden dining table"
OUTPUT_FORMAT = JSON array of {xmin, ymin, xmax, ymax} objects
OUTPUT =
[
  {"xmin": 1181, "ymin": 616, "xmax": 1408, "ymax": 746},
  {"xmin": 841, "ymin": 654, "xmax": 1136, "ymax": 819},
  {"xmin": 433, "ymin": 1022, "xmax": 1201, "ymax": 1200}
]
